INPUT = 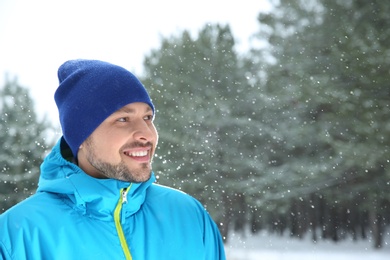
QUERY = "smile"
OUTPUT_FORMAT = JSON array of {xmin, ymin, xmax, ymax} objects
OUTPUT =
[
  {"xmin": 125, "ymin": 150, "xmax": 148, "ymax": 157},
  {"xmin": 123, "ymin": 146, "xmax": 151, "ymax": 158}
]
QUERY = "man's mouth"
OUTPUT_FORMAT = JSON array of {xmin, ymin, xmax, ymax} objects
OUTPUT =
[
  {"xmin": 124, "ymin": 150, "xmax": 148, "ymax": 157},
  {"xmin": 122, "ymin": 142, "xmax": 153, "ymax": 162}
]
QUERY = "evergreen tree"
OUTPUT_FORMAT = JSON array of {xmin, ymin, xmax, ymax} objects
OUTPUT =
[
  {"xmin": 249, "ymin": 0, "xmax": 390, "ymax": 248},
  {"xmin": 0, "ymin": 77, "xmax": 52, "ymax": 212},
  {"xmin": 142, "ymin": 24, "xmax": 254, "ymax": 240}
]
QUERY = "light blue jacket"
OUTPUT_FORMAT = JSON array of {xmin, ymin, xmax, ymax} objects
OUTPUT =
[{"xmin": 0, "ymin": 138, "xmax": 226, "ymax": 259}]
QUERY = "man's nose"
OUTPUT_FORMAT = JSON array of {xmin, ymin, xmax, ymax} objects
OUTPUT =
[{"xmin": 132, "ymin": 120, "xmax": 155, "ymax": 142}]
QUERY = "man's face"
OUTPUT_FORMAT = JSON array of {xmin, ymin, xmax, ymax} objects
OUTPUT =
[{"xmin": 77, "ymin": 102, "xmax": 158, "ymax": 183}]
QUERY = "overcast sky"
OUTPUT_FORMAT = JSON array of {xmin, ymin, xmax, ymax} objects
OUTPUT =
[{"xmin": 0, "ymin": 0, "xmax": 271, "ymax": 124}]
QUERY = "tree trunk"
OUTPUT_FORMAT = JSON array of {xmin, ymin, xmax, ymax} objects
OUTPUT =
[
  {"xmin": 219, "ymin": 193, "xmax": 233, "ymax": 242},
  {"xmin": 369, "ymin": 208, "xmax": 383, "ymax": 249}
]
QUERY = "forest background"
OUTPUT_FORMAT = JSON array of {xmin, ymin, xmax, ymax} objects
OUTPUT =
[{"xmin": 1, "ymin": 0, "xmax": 389, "ymax": 249}]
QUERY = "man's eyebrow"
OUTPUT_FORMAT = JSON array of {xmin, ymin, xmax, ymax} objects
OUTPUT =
[{"xmin": 117, "ymin": 106, "xmax": 153, "ymax": 114}]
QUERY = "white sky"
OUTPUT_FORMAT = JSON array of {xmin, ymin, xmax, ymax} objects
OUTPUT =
[{"xmin": 0, "ymin": 0, "xmax": 271, "ymax": 125}]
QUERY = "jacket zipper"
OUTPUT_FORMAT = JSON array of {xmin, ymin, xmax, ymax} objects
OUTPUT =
[{"xmin": 114, "ymin": 185, "xmax": 133, "ymax": 260}]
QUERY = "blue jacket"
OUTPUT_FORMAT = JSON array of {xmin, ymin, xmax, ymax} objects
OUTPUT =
[{"xmin": 0, "ymin": 138, "xmax": 226, "ymax": 259}]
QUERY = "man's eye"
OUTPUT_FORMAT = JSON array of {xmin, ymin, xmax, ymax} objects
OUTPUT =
[
  {"xmin": 117, "ymin": 117, "xmax": 128, "ymax": 122},
  {"xmin": 144, "ymin": 115, "xmax": 154, "ymax": 121}
]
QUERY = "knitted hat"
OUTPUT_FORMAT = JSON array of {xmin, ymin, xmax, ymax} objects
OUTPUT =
[{"xmin": 54, "ymin": 59, "xmax": 154, "ymax": 158}]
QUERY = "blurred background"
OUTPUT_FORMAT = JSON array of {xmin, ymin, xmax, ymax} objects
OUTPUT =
[{"xmin": 1, "ymin": 0, "xmax": 389, "ymax": 257}]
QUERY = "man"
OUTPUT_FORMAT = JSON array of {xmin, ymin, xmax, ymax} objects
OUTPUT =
[{"xmin": 0, "ymin": 59, "xmax": 226, "ymax": 259}]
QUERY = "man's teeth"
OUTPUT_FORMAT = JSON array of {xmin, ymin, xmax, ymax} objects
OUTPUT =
[{"xmin": 127, "ymin": 151, "xmax": 148, "ymax": 157}]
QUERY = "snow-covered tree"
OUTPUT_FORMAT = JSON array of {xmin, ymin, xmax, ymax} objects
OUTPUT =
[
  {"xmin": 249, "ymin": 0, "xmax": 390, "ymax": 248},
  {"xmin": 0, "ymin": 77, "xmax": 52, "ymax": 212},
  {"xmin": 142, "ymin": 24, "xmax": 256, "ymax": 240}
]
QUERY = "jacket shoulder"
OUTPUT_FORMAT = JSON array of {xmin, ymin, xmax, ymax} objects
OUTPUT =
[
  {"xmin": 147, "ymin": 183, "xmax": 202, "ymax": 206},
  {"xmin": 145, "ymin": 183, "xmax": 210, "ymax": 217},
  {"xmin": 0, "ymin": 192, "xmax": 70, "ymax": 239}
]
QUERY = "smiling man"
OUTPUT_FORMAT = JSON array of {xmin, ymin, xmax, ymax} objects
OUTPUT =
[{"xmin": 0, "ymin": 59, "xmax": 226, "ymax": 260}]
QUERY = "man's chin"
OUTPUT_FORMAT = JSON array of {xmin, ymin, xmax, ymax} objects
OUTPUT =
[
  {"xmin": 132, "ymin": 173, "xmax": 152, "ymax": 183},
  {"xmin": 122, "ymin": 169, "xmax": 152, "ymax": 183}
]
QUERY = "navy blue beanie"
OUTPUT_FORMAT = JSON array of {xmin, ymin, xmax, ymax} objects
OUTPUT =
[{"xmin": 55, "ymin": 59, "xmax": 154, "ymax": 158}]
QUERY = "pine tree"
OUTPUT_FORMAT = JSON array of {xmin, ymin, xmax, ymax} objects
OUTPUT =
[
  {"xmin": 249, "ymin": 0, "xmax": 390, "ymax": 248},
  {"xmin": 142, "ymin": 24, "xmax": 254, "ymax": 240},
  {"xmin": 0, "ymin": 77, "xmax": 52, "ymax": 212}
]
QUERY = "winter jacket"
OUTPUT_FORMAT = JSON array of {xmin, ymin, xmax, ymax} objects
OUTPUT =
[{"xmin": 0, "ymin": 138, "xmax": 226, "ymax": 260}]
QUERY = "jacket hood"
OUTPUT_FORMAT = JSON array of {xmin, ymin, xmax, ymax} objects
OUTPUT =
[{"xmin": 37, "ymin": 137, "xmax": 156, "ymax": 220}]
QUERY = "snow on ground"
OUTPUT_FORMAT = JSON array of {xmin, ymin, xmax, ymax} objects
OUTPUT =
[{"xmin": 225, "ymin": 229, "xmax": 390, "ymax": 260}]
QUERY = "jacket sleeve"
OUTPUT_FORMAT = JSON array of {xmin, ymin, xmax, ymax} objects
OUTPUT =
[
  {"xmin": 0, "ymin": 241, "xmax": 11, "ymax": 260},
  {"xmin": 0, "ymin": 221, "xmax": 12, "ymax": 260},
  {"xmin": 196, "ymin": 201, "xmax": 226, "ymax": 260}
]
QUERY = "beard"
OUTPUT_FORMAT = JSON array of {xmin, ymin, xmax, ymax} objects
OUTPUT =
[{"xmin": 83, "ymin": 137, "xmax": 153, "ymax": 183}]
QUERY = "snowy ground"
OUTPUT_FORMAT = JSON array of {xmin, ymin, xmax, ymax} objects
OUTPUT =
[{"xmin": 225, "ymin": 229, "xmax": 390, "ymax": 260}]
